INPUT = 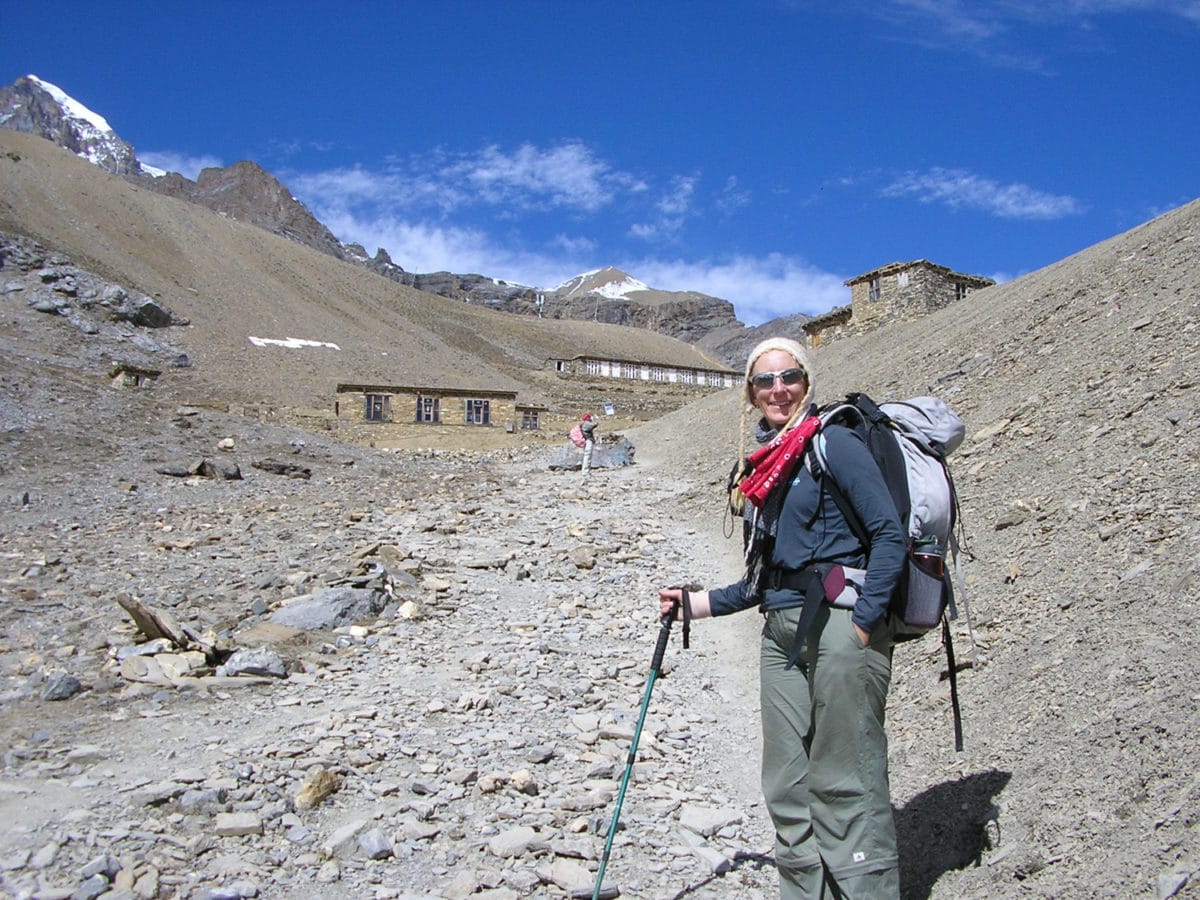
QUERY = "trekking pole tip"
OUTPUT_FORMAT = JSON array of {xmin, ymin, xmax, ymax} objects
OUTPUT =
[{"xmin": 571, "ymin": 884, "xmax": 620, "ymax": 899}]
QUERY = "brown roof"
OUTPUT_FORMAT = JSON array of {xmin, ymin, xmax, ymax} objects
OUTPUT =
[{"xmin": 336, "ymin": 383, "xmax": 518, "ymax": 398}]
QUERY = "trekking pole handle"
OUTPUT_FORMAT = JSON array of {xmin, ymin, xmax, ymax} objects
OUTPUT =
[{"xmin": 651, "ymin": 595, "xmax": 681, "ymax": 674}]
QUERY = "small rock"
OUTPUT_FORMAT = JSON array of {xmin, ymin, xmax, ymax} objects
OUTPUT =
[
  {"xmin": 221, "ymin": 646, "xmax": 287, "ymax": 678},
  {"xmin": 41, "ymin": 673, "xmax": 83, "ymax": 701},
  {"xmin": 487, "ymin": 825, "xmax": 538, "ymax": 859},
  {"xmin": 358, "ymin": 827, "xmax": 393, "ymax": 860},
  {"xmin": 213, "ymin": 812, "xmax": 263, "ymax": 837}
]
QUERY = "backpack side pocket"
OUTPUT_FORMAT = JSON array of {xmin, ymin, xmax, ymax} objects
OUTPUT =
[{"xmin": 898, "ymin": 555, "xmax": 949, "ymax": 631}]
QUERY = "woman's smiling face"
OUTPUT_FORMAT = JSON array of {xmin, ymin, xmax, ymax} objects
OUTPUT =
[{"xmin": 749, "ymin": 349, "xmax": 809, "ymax": 429}]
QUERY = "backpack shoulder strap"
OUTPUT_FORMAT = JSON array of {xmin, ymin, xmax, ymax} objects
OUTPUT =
[{"xmin": 805, "ymin": 434, "xmax": 870, "ymax": 551}]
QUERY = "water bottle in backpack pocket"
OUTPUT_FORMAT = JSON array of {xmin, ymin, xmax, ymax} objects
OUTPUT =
[{"xmin": 898, "ymin": 539, "xmax": 951, "ymax": 632}]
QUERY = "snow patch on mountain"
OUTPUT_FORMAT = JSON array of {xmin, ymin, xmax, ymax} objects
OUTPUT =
[
  {"xmin": 28, "ymin": 75, "xmax": 113, "ymax": 135},
  {"xmin": 593, "ymin": 274, "xmax": 649, "ymax": 299},
  {"xmin": 554, "ymin": 267, "xmax": 649, "ymax": 300}
]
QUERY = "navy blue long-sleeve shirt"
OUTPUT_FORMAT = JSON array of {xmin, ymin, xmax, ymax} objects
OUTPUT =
[{"xmin": 709, "ymin": 423, "xmax": 907, "ymax": 634}]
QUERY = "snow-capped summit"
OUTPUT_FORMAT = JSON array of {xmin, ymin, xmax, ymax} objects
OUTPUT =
[
  {"xmin": 0, "ymin": 75, "xmax": 157, "ymax": 176},
  {"xmin": 554, "ymin": 267, "xmax": 650, "ymax": 300}
]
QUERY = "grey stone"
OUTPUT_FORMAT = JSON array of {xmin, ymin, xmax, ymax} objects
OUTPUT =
[
  {"xmin": 42, "ymin": 673, "xmax": 83, "ymax": 701},
  {"xmin": 71, "ymin": 873, "xmax": 110, "ymax": 899},
  {"xmin": 357, "ymin": 827, "xmax": 393, "ymax": 860},
  {"xmin": 487, "ymin": 825, "xmax": 538, "ymax": 859},
  {"xmin": 268, "ymin": 586, "xmax": 386, "ymax": 630},
  {"xmin": 221, "ymin": 646, "xmax": 287, "ymax": 678},
  {"xmin": 213, "ymin": 812, "xmax": 262, "ymax": 836}
]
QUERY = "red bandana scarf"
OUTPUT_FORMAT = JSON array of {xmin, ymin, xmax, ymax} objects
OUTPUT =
[{"xmin": 737, "ymin": 415, "xmax": 821, "ymax": 508}]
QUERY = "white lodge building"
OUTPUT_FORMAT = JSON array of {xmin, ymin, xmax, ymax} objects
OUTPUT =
[{"xmin": 549, "ymin": 354, "xmax": 736, "ymax": 389}]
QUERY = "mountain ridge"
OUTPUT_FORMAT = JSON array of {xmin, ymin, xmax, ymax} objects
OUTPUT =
[{"xmin": 0, "ymin": 74, "xmax": 757, "ymax": 356}]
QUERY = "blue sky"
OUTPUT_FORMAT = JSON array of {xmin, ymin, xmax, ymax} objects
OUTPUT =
[{"xmin": 3, "ymin": 1, "xmax": 1198, "ymax": 324}]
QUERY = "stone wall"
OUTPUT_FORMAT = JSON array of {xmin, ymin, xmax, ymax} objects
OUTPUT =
[{"xmin": 850, "ymin": 263, "xmax": 972, "ymax": 328}]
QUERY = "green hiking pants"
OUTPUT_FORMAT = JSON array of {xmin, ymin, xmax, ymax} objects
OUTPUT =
[{"xmin": 760, "ymin": 605, "xmax": 899, "ymax": 899}]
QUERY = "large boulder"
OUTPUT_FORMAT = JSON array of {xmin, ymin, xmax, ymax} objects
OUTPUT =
[
  {"xmin": 269, "ymin": 587, "xmax": 388, "ymax": 630},
  {"xmin": 547, "ymin": 435, "xmax": 636, "ymax": 471}
]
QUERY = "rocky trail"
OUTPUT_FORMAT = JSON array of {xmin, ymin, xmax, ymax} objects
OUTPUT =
[{"xmin": 0, "ymin": 399, "xmax": 785, "ymax": 900}]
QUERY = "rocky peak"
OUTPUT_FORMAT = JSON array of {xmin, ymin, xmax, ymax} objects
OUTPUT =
[
  {"xmin": 0, "ymin": 75, "xmax": 143, "ymax": 176},
  {"xmin": 343, "ymin": 243, "xmax": 408, "ymax": 280},
  {"xmin": 135, "ymin": 160, "xmax": 347, "ymax": 260}
]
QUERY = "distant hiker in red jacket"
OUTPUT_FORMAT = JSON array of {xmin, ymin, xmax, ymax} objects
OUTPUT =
[{"xmin": 580, "ymin": 413, "xmax": 598, "ymax": 479}]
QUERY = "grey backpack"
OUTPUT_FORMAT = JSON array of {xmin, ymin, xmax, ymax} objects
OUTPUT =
[{"xmin": 809, "ymin": 392, "xmax": 969, "ymax": 750}]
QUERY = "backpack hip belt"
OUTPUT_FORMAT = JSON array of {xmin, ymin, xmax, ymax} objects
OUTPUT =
[
  {"xmin": 763, "ymin": 563, "xmax": 863, "ymax": 610},
  {"xmin": 763, "ymin": 563, "xmax": 868, "ymax": 671}
]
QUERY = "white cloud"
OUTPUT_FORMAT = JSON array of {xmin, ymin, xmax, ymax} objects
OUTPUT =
[
  {"xmin": 630, "ymin": 175, "xmax": 698, "ymax": 243},
  {"xmin": 882, "ymin": 168, "xmax": 1084, "ymax": 219},
  {"xmin": 289, "ymin": 141, "xmax": 649, "ymax": 222},
  {"xmin": 886, "ymin": 0, "xmax": 1004, "ymax": 40},
  {"xmin": 548, "ymin": 233, "xmax": 597, "ymax": 255},
  {"xmin": 717, "ymin": 175, "xmax": 752, "ymax": 213},
  {"xmin": 632, "ymin": 254, "xmax": 848, "ymax": 325},
  {"xmin": 858, "ymin": 0, "xmax": 1200, "ymax": 69},
  {"xmin": 657, "ymin": 175, "xmax": 698, "ymax": 216},
  {"xmin": 139, "ymin": 150, "xmax": 224, "ymax": 180},
  {"xmin": 442, "ymin": 142, "xmax": 636, "ymax": 211},
  {"xmin": 319, "ymin": 213, "xmax": 492, "ymax": 275},
  {"xmin": 317, "ymin": 207, "xmax": 594, "ymax": 288},
  {"xmin": 291, "ymin": 165, "xmax": 461, "ymax": 214}
]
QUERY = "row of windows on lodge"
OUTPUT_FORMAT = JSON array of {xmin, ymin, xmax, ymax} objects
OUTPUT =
[
  {"xmin": 365, "ymin": 394, "xmax": 541, "ymax": 429},
  {"xmin": 576, "ymin": 359, "xmax": 731, "ymax": 387}
]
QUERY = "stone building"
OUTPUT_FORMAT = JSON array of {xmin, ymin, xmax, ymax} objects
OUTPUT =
[
  {"xmin": 332, "ymin": 346, "xmax": 733, "ymax": 448},
  {"xmin": 804, "ymin": 259, "xmax": 994, "ymax": 347},
  {"xmin": 547, "ymin": 354, "xmax": 736, "ymax": 389},
  {"xmin": 108, "ymin": 363, "xmax": 160, "ymax": 389},
  {"xmin": 334, "ymin": 382, "xmax": 543, "ymax": 443}
]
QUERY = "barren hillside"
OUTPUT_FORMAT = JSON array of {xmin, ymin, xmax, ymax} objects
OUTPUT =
[{"xmin": 0, "ymin": 129, "xmax": 728, "ymax": 422}]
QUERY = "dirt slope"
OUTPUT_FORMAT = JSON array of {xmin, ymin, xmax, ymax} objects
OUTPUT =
[{"xmin": 0, "ymin": 129, "xmax": 729, "ymax": 416}]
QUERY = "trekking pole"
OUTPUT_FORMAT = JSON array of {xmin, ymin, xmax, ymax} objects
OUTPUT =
[{"xmin": 586, "ymin": 591, "xmax": 689, "ymax": 900}]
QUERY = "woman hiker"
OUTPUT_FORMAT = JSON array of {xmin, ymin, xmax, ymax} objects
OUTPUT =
[
  {"xmin": 658, "ymin": 337, "xmax": 906, "ymax": 898},
  {"xmin": 580, "ymin": 412, "xmax": 598, "ymax": 479}
]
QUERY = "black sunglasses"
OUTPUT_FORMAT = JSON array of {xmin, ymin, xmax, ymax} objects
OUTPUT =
[{"xmin": 748, "ymin": 367, "xmax": 807, "ymax": 390}]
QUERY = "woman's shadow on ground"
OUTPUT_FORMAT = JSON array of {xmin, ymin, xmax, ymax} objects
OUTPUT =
[
  {"xmin": 896, "ymin": 768, "xmax": 1012, "ymax": 899},
  {"xmin": 670, "ymin": 768, "xmax": 1011, "ymax": 899}
]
